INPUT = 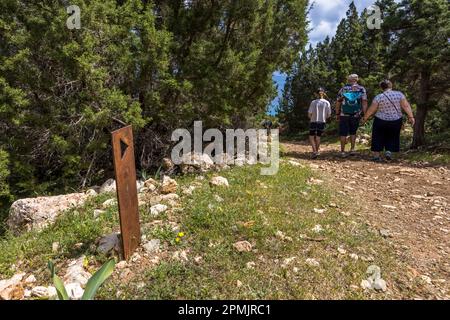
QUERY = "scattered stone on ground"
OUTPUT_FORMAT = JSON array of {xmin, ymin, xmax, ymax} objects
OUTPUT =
[
  {"xmin": 180, "ymin": 152, "xmax": 215, "ymax": 174},
  {"xmin": 233, "ymin": 241, "xmax": 252, "ymax": 252},
  {"xmin": 99, "ymin": 179, "xmax": 116, "ymax": 194},
  {"xmin": 275, "ymin": 230, "xmax": 293, "ymax": 242},
  {"xmin": 7, "ymin": 193, "xmax": 88, "ymax": 234},
  {"xmin": 420, "ymin": 275, "xmax": 432, "ymax": 285},
  {"xmin": 97, "ymin": 233, "xmax": 121, "ymax": 256},
  {"xmin": 0, "ymin": 272, "xmax": 25, "ymax": 300},
  {"xmin": 102, "ymin": 198, "xmax": 117, "ymax": 209},
  {"xmin": 93, "ymin": 209, "xmax": 106, "ymax": 219},
  {"xmin": 337, "ymin": 246, "xmax": 347, "ymax": 255},
  {"xmin": 52, "ymin": 242, "xmax": 60, "ymax": 253},
  {"xmin": 182, "ymin": 186, "xmax": 196, "ymax": 196},
  {"xmin": 24, "ymin": 275, "xmax": 36, "ymax": 284},
  {"xmin": 210, "ymin": 176, "xmax": 229, "ymax": 187},
  {"xmin": 312, "ymin": 224, "xmax": 324, "ymax": 233},
  {"xmin": 379, "ymin": 229, "xmax": 392, "ymax": 238},
  {"xmin": 161, "ymin": 193, "xmax": 180, "ymax": 203},
  {"xmin": 116, "ymin": 261, "xmax": 127, "ymax": 269},
  {"xmin": 31, "ymin": 286, "xmax": 56, "ymax": 299},
  {"xmin": 194, "ymin": 256, "xmax": 203, "ymax": 265},
  {"xmin": 150, "ymin": 204, "xmax": 168, "ymax": 217},
  {"xmin": 143, "ymin": 178, "xmax": 158, "ymax": 192},
  {"xmin": 136, "ymin": 180, "xmax": 145, "ymax": 193},
  {"xmin": 85, "ymin": 189, "xmax": 98, "ymax": 197},
  {"xmin": 143, "ymin": 239, "xmax": 160, "ymax": 254},
  {"xmin": 349, "ymin": 253, "xmax": 359, "ymax": 261},
  {"xmin": 160, "ymin": 176, "xmax": 178, "ymax": 194},
  {"xmin": 131, "ymin": 253, "xmax": 142, "ymax": 263},
  {"xmin": 281, "ymin": 257, "xmax": 297, "ymax": 268},
  {"xmin": 172, "ymin": 250, "xmax": 189, "ymax": 262},
  {"xmin": 64, "ymin": 256, "xmax": 91, "ymax": 286},
  {"xmin": 308, "ymin": 178, "xmax": 324, "ymax": 185},
  {"xmin": 305, "ymin": 258, "xmax": 320, "ymax": 267},
  {"xmin": 288, "ymin": 160, "xmax": 303, "ymax": 167}
]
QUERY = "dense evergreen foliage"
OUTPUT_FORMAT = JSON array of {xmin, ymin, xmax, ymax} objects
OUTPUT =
[
  {"xmin": 1, "ymin": 0, "xmax": 448, "ymax": 214},
  {"xmin": 0, "ymin": 0, "xmax": 309, "ymax": 207},
  {"xmin": 279, "ymin": 0, "xmax": 449, "ymax": 145}
]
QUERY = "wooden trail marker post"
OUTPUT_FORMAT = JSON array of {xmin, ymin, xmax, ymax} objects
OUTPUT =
[{"xmin": 112, "ymin": 125, "xmax": 141, "ymax": 260}]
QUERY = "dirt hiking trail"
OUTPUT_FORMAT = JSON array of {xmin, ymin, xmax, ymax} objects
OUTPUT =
[{"xmin": 283, "ymin": 141, "xmax": 450, "ymax": 299}]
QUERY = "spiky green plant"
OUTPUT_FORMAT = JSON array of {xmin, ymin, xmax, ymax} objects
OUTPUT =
[{"xmin": 48, "ymin": 259, "xmax": 115, "ymax": 300}]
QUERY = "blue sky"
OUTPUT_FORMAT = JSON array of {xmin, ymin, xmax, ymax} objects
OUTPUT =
[{"xmin": 269, "ymin": 0, "xmax": 377, "ymax": 115}]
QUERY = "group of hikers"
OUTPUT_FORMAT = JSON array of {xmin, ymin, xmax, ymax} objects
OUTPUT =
[{"xmin": 308, "ymin": 74, "xmax": 416, "ymax": 162}]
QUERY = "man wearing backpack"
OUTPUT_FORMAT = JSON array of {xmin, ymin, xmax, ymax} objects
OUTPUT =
[{"xmin": 335, "ymin": 74, "xmax": 368, "ymax": 157}]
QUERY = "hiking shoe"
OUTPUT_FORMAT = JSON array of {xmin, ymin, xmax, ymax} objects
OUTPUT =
[
  {"xmin": 385, "ymin": 151, "xmax": 393, "ymax": 161},
  {"xmin": 312, "ymin": 153, "xmax": 318, "ymax": 159},
  {"xmin": 340, "ymin": 152, "xmax": 348, "ymax": 158},
  {"xmin": 349, "ymin": 150, "xmax": 358, "ymax": 156}
]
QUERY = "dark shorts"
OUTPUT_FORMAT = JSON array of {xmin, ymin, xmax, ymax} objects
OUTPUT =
[
  {"xmin": 339, "ymin": 115, "xmax": 360, "ymax": 136},
  {"xmin": 371, "ymin": 117, "xmax": 403, "ymax": 152},
  {"xmin": 309, "ymin": 122, "xmax": 326, "ymax": 137}
]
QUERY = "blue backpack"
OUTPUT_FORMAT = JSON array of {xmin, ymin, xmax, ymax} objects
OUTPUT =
[{"xmin": 342, "ymin": 91, "xmax": 363, "ymax": 115}]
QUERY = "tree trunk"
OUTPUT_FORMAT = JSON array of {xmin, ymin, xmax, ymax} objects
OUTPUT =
[
  {"xmin": 411, "ymin": 71, "xmax": 430, "ymax": 149},
  {"xmin": 412, "ymin": 104, "xmax": 428, "ymax": 148}
]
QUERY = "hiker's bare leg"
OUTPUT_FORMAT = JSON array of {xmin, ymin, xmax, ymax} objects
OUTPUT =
[
  {"xmin": 340, "ymin": 136, "xmax": 347, "ymax": 152},
  {"xmin": 315, "ymin": 136, "xmax": 321, "ymax": 153},
  {"xmin": 350, "ymin": 135, "xmax": 357, "ymax": 151},
  {"xmin": 309, "ymin": 136, "xmax": 317, "ymax": 153}
]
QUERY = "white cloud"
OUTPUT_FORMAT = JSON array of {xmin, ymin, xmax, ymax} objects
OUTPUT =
[
  {"xmin": 311, "ymin": 0, "xmax": 346, "ymax": 12},
  {"xmin": 269, "ymin": 0, "xmax": 382, "ymax": 111},
  {"xmin": 308, "ymin": 0, "xmax": 377, "ymax": 46},
  {"xmin": 309, "ymin": 20, "xmax": 335, "ymax": 45}
]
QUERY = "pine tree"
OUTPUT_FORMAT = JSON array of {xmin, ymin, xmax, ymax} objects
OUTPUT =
[
  {"xmin": 0, "ymin": 0, "xmax": 310, "ymax": 201},
  {"xmin": 381, "ymin": 0, "xmax": 450, "ymax": 147},
  {"xmin": 280, "ymin": 0, "xmax": 449, "ymax": 146},
  {"xmin": 278, "ymin": 44, "xmax": 331, "ymax": 133},
  {"xmin": 331, "ymin": 1, "xmax": 366, "ymax": 87}
]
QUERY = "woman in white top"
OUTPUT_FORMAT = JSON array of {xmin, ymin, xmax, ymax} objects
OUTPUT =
[{"xmin": 362, "ymin": 80, "xmax": 415, "ymax": 162}]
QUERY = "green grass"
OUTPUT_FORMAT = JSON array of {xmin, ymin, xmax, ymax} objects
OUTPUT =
[
  {"xmin": 0, "ymin": 190, "xmax": 173, "ymax": 278},
  {"xmin": 400, "ymin": 130, "xmax": 450, "ymax": 165},
  {"xmin": 0, "ymin": 161, "xmax": 402, "ymax": 299},
  {"xmin": 99, "ymin": 163, "xmax": 398, "ymax": 300},
  {"xmin": 0, "ymin": 193, "xmax": 116, "ymax": 279},
  {"xmin": 402, "ymin": 150, "xmax": 450, "ymax": 165}
]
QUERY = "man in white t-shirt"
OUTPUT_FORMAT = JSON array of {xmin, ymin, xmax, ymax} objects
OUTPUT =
[{"xmin": 308, "ymin": 88, "xmax": 331, "ymax": 159}]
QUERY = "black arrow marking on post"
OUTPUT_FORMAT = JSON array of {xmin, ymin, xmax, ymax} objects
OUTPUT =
[{"xmin": 120, "ymin": 138, "xmax": 128, "ymax": 159}]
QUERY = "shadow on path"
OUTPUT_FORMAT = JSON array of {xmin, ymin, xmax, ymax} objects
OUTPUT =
[{"xmin": 282, "ymin": 139, "xmax": 448, "ymax": 169}]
